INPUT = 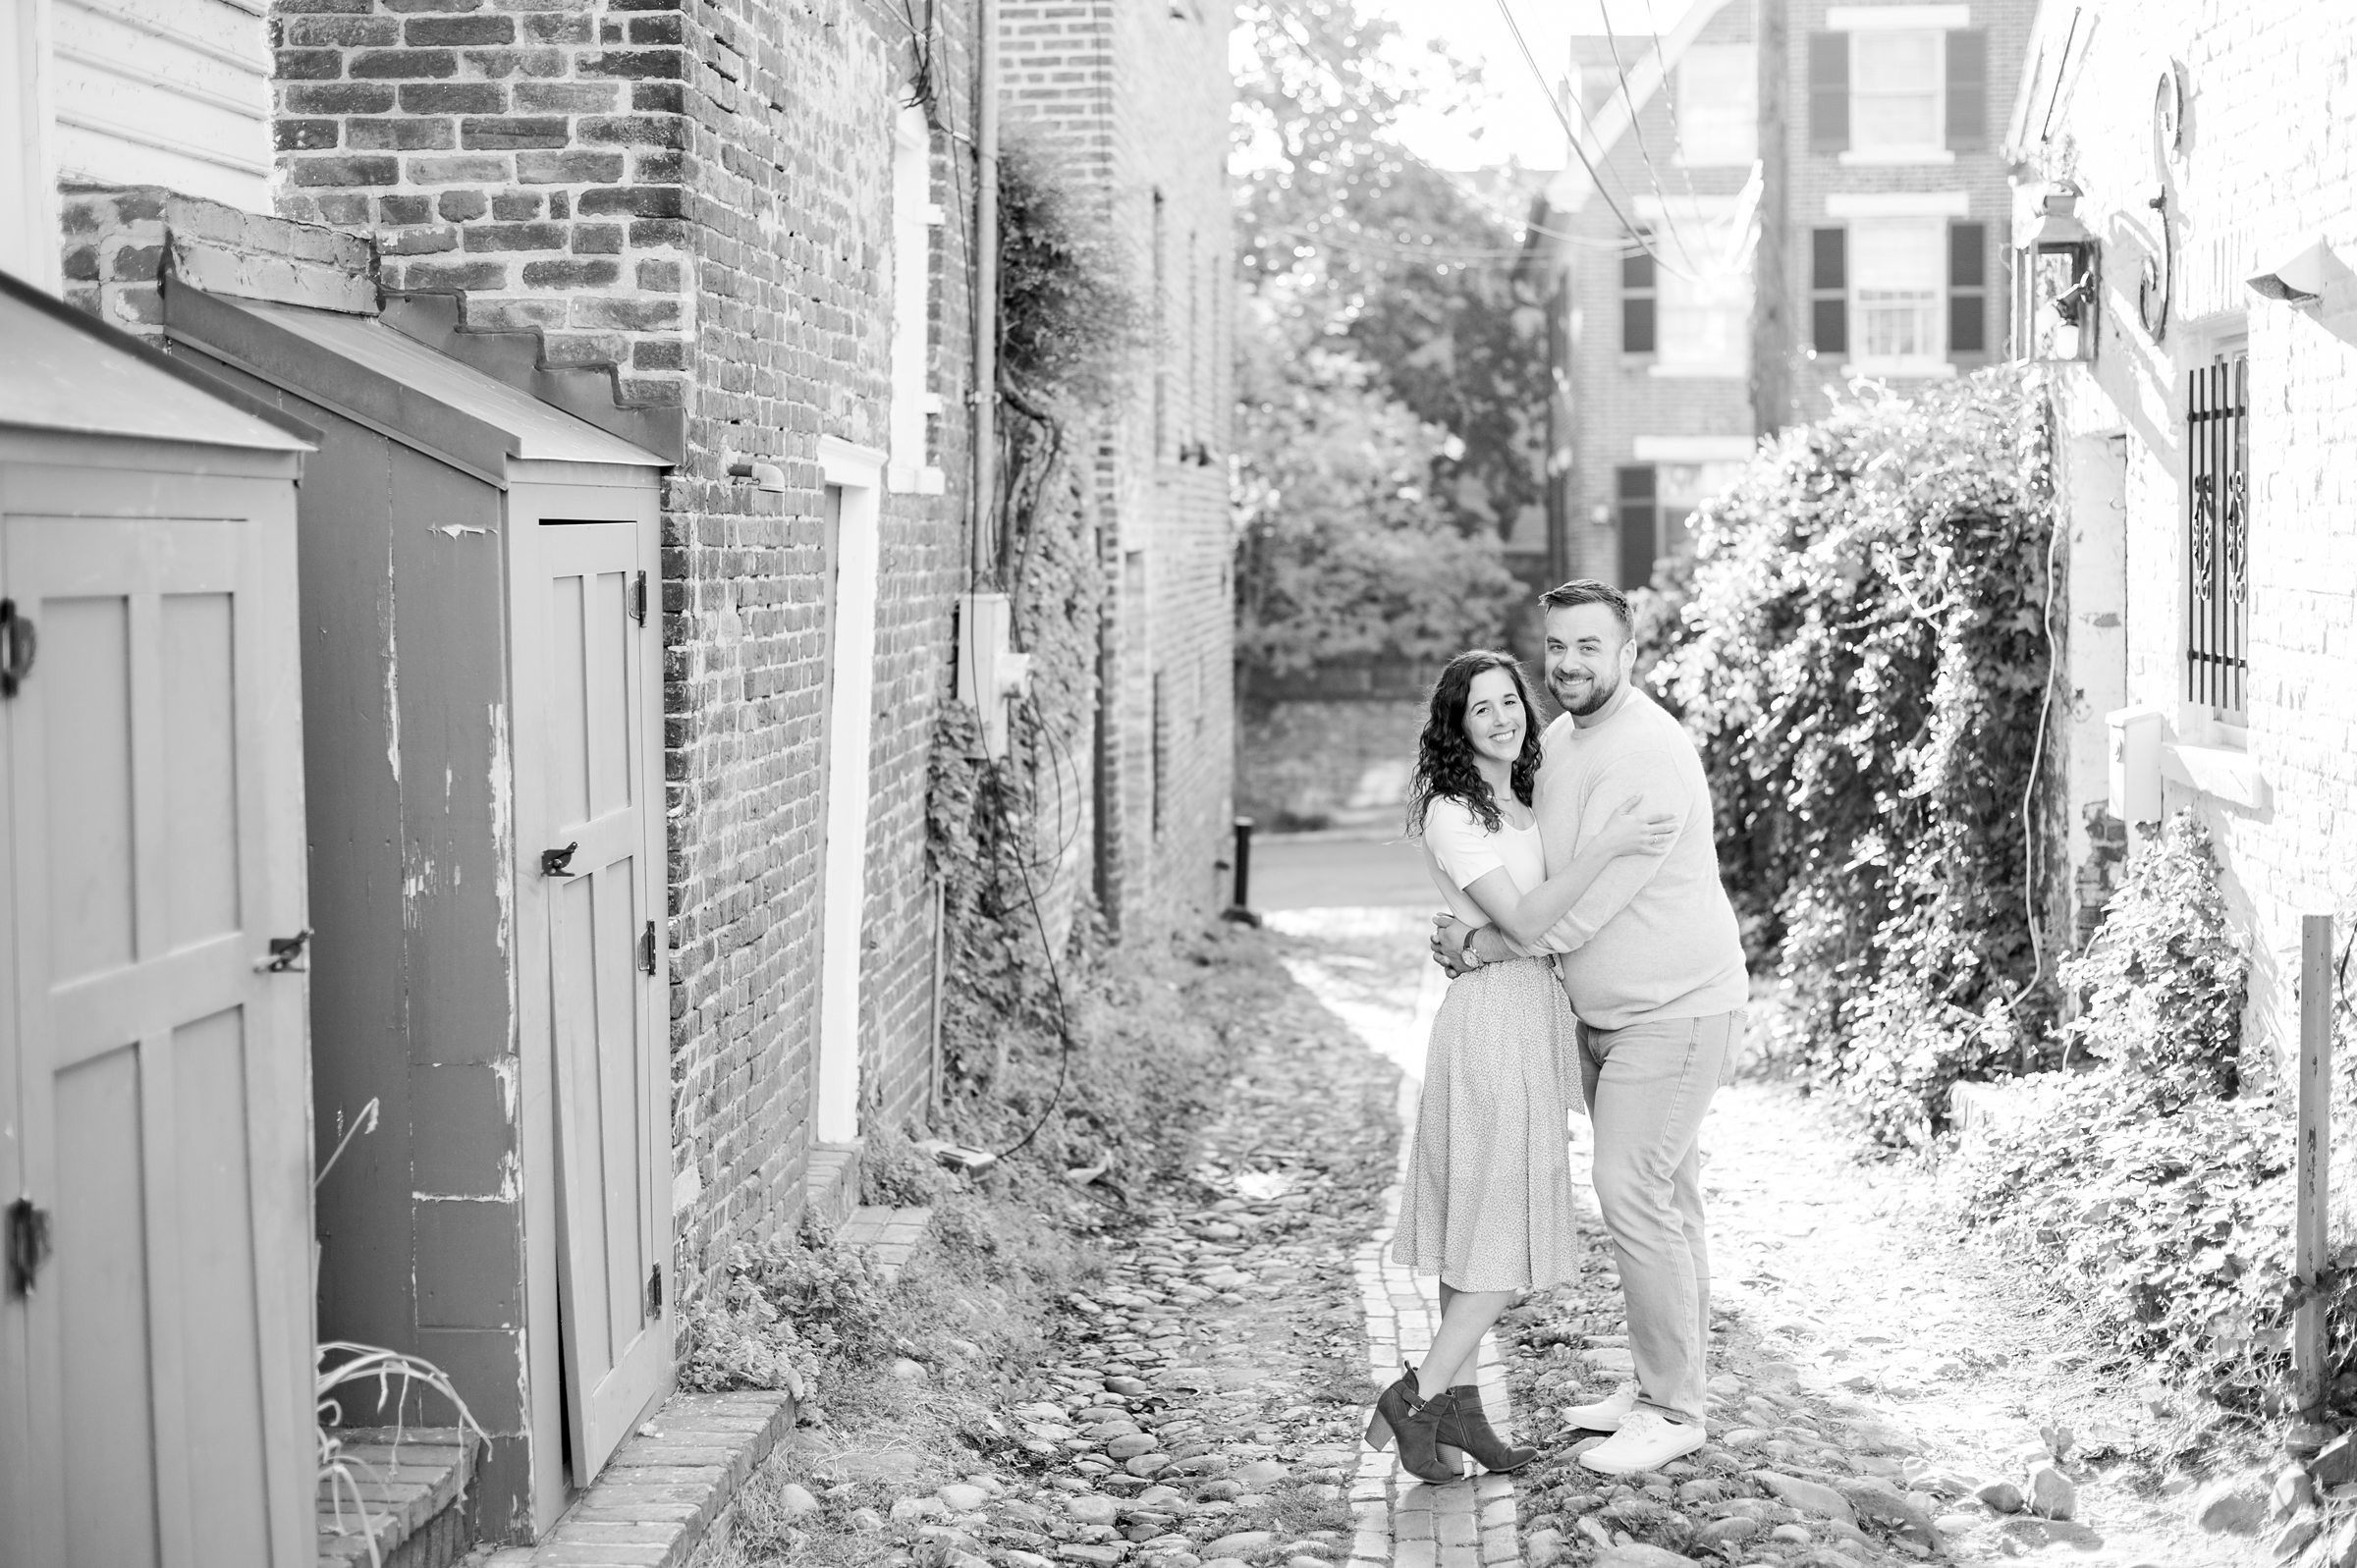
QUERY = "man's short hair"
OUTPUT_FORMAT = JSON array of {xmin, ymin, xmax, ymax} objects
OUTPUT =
[{"xmin": 1539, "ymin": 579, "xmax": 1634, "ymax": 638}]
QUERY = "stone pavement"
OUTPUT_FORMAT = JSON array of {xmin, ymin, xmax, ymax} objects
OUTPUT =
[{"xmin": 1271, "ymin": 908, "xmax": 1528, "ymax": 1568}]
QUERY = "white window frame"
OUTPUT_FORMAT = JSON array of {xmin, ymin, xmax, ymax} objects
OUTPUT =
[
  {"xmin": 887, "ymin": 101, "xmax": 944, "ymax": 495},
  {"xmin": 1673, "ymin": 43, "xmax": 1756, "ymax": 168},
  {"xmin": 1637, "ymin": 196, "xmax": 1751, "ymax": 380},
  {"xmin": 1846, "ymin": 28, "xmax": 1947, "ymax": 162},
  {"xmin": 1846, "ymin": 216, "xmax": 1950, "ymax": 377}
]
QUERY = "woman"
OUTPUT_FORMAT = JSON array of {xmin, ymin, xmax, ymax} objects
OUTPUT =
[{"xmin": 1365, "ymin": 649, "xmax": 1675, "ymax": 1483}]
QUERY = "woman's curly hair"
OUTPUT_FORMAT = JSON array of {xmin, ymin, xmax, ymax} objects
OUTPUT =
[{"xmin": 1405, "ymin": 649, "xmax": 1543, "ymax": 837}]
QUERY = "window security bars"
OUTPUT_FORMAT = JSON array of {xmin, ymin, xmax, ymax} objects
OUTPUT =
[{"xmin": 2185, "ymin": 352, "xmax": 2249, "ymax": 716}]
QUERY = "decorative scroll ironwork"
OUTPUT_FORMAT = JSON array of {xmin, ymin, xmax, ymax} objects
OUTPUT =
[{"xmin": 2184, "ymin": 352, "xmax": 2249, "ymax": 715}]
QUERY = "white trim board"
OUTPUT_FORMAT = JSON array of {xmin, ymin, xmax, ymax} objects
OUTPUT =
[
  {"xmin": 1826, "ymin": 5, "xmax": 1970, "ymax": 29},
  {"xmin": 1633, "ymin": 435, "xmax": 1757, "ymax": 462},
  {"xmin": 814, "ymin": 436, "xmax": 883, "ymax": 1145},
  {"xmin": 1827, "ymin": 190, "xmax": 1972, "ymax": 218}
]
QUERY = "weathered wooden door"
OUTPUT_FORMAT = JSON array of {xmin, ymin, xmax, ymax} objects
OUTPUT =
[
  {"xmin": 519, "ymin": 494, "xmax": 670, "ymax": 1487},
  {"xmin": 0, "ymin": 488, "xmax": 312, "ymax": 1568}
]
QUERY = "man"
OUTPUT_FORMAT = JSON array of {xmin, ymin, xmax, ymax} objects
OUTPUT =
[{"xmin": 1432, "ymin": 579, "xmax": 1747, "ymax": 1476}]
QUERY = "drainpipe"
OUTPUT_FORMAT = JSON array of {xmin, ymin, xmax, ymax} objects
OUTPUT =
[{"xmin": 973, "ymin": 0, "xmax": 1000, "ymax": 586}]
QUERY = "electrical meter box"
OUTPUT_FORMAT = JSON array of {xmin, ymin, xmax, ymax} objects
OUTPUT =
[{"xmin": 2107, "ymin": 705, "xmax": 2166, "ymax": 825}]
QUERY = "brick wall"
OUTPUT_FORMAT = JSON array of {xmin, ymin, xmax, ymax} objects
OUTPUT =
[
  {"xmin": 264, "ymin": 0, "xmax": 976, "ymax": 1282},
  {"xmin": 2033, "ymin": 0, "xmax": 2357, "ymax": 1077},
  {"xmin": 998, "ymin": 0, "xmax": 1237, "ymax": 938}
]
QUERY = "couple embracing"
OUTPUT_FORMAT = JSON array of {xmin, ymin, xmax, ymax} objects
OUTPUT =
[{"xmin": 1362, "ymin": 580, "xmax": 1748, "ymax": 1485}]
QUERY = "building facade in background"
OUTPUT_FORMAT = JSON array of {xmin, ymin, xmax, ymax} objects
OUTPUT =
[
  {"xmin": 2012, "ymin": 0, "xmax": 2357, "ymax": 1076},
  {"xmin": 999, "ymin": 0, "xmax": 1237, "ymax": 934},
  {"xmin": 1526, "ymin": 0, "xmax": 2033, "ymax": 590}
]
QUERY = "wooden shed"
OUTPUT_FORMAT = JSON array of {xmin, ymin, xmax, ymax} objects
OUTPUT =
[
  {"xmin": 163, "ymin": 282, "xmax": 674, "ymax": 1539},
  {"xmin": 0, "ymin": 271, "xmax": 318, "ymax": 1567}
]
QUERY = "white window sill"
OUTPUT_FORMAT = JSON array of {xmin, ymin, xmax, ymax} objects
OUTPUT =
[
  {"xmin": 888, "ymin": 464, "xmax": 946, "ymax": 495},
  {"xmin": 1838, "ymin": 146, "xmax": 1956, "ymax": 166},
  {"xmin": 1648, "ymin": 362, "xmax": 1749, "ymax": 379},
  {"xmin": 2163, "ymin": 740, "xmax": 2269, "ymax": 810},
  {"xmin": 1840, "ymin": 358, "xmax": 1958, "ymax": 379}
]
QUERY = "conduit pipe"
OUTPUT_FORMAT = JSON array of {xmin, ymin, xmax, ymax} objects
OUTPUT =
[{"xmin": 972, "ymin": 0, "xmax": 1000, "ymax": 584}]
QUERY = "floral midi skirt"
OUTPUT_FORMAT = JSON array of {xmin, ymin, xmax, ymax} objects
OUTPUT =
[{"xmin": 1391, "ymin": 954, "xmax": 1582, "ymax": 1292}]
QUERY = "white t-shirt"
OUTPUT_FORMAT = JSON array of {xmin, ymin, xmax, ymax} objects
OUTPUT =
[{"xmin": 1420, "ymin": 793, "xmax": 1545, "ymax": 930}]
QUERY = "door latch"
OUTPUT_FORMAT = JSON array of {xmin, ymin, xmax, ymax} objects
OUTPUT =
[
  {"xmin": 541, "ymin": 841, "xmax": 579, "ymax": 877},
  {"xmin": 646, "ymin": 1264, "xmax": 664, "ymax": 1318},
  {"xmin": 7, "ymin": 1198, "xmax": 52, "ymax": 1296},
  {"xmin": 639, "ymin": 920, "xmax": 658, "ymax": 976},
  {"xmin": 629, "ymin": 570, "xmax": 648, "ymax": 626},
  {"xmin": 258, "ymin": 929, "xmax": 312, "ymax": 973},
  {"xmin": 0, "ymin": 598, "xmax": 35, "ymax": 697}
]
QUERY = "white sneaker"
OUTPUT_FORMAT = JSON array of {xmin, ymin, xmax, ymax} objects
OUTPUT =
[
  {"xmin": 1578, "ymin": 1409, "xmax": 1706, "ymax": 1476},
  {"xmin": 1561, "ymin": 1379, "xmax": 1640, "ymax": 1433}
]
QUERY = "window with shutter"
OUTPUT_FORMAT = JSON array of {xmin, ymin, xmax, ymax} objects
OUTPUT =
[
  {"xmin": 1811, "ymin": 227, "xmax": 1847, "ymax": 353},
  {"xmin": 1616, "ymin": 465, "xmax": 1659, "ymax": 589},
  {"xmin": 1945, "ymin": 29, "xmax": 1988, "ymax": 150},
  {"xmin": 1851, "ymin": 31, "xmax": 1943, "ymax": 153},
  {"xmin": 1948, "ymin": 222, "xmax": 1987, "ymax": 356},
  {"xmin": 1808, "ymin": 32, "xmax": 1849, "ymax": 152},
  {"xmin": 1621, "ymin": 239, "xmax": 1657, "ymax": 354}
]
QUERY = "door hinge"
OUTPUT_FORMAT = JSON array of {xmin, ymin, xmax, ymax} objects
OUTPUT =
[
  {"xmin": 639, "ymin": 919, "xmax": 658, "ymax": 976},
  {"xmin": 629, "ymin": 570, "xmax": 648, "ymax": 626},
  {"xmin": 647, "ymin": 1264, "xmax": 664, "ymax": 1317},
  {"xmin": 7, "ymin": 1198, "xmax": 52, "ymax": 1296},
  {"xmin": 0, "ymin": 598, "xmax": 35, "ymax": 697}
]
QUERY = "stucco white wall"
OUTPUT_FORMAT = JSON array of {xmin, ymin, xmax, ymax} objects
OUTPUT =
[{"xmin": 2022, "ymin": 0, "xmax": 2357, "ymax": 1077}]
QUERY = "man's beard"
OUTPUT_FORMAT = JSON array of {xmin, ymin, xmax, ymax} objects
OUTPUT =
[{"xmin": 1553, "ymin": 666, "xmax": 1620, "ymax": 717}]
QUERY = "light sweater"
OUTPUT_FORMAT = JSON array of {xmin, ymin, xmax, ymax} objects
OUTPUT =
[{"xmin": 1527, "ymin": 687, "xmax": 1748, "ymax": 1030}]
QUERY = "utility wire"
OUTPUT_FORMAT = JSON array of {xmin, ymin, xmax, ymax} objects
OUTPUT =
[
  {"xmin": 1595, "ymin": 0, "xmax": 1712, "ymax": 279},
  {"xmin": 1640, "ymin": 0, "xmax": 1709, "ymax": 218},
  {"xmin": 1490, "ymin": 0, "xmax": 1705, "ymax": 283}
]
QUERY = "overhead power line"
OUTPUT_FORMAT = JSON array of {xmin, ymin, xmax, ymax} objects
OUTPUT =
[
  {"xmin": 1596, "ymin": 0, "xmax": 1712, "ymax": 278},
  {"xmin": 1490, "ymin": 0, "xmax": 1707, "ymax": 282}
]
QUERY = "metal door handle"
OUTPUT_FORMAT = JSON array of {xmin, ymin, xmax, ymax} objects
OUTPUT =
[
  {"xmin": 0, "ymin": 598, "xmax": 34, "ymax": 697},
  {"xmin": 542, "ymin": 841, "xmax": 579, "ymax": 877},
  {"xmin": 258, "ymin": 929, "xmax": 312, "ymax": 973},
  {"xmin": 7, "ymin": 1198, "xmax": 52, "ymax": 1295}
]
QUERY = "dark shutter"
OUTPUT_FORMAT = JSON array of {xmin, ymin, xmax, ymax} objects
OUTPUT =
[
  {"xmin": 1810, "ymin": 227, "xmax": 1846, "ymax": 353},
  {"xmin": 1946, "ymin": 29, "xmax": 1988, "ymax": 150},
  {"xmin": 1808, "ymin": 32, "xmax": 1849, "ymax": 152},
  {"xmin": 1616, "ymin": 465, "xmax": 1659, "ymax": 590},
  {"xmin": 1948, "ymin": 222, "xmax": 1987, "ymax": 355},
  {"xmin": 1621, "ymin": 244, "xmax": 1656, "ymax": 353}
]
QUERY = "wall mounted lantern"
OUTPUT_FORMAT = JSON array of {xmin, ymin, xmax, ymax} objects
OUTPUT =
[{"xmin": 2017, "ymin": 181, "xmax": 2101, "ymax": 362}]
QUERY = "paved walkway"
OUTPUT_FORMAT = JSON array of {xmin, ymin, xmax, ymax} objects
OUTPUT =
[{"xmin": 1272, "ymin": 909, "xmax": 1527, "ymax": 1568}]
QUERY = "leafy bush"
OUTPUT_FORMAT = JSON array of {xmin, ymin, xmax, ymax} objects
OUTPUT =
[
  {"xmin": 1946, "ymin": 821, "xmax": 2312, "ymax": 1415},
  {"xmin": 677, "ymin": 1225, "xmax": 896, "ymax": 1412},
  {"xmin": 1648, "ymin": 369, "xmax": 2062, "ymax": 1141},
  {"xmin": 2059, "ymin": 814, "xmax": 2248, "ymax": 1104}
]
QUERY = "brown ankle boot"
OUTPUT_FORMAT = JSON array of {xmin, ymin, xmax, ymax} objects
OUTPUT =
[
  {"xmin": 1362, "ymin": 1363, "xmax": 1464, "ymax": 1484},
  {"xmin": 1438, "ymin": 1384, "xmax": 1537, "ymax": 1473}
]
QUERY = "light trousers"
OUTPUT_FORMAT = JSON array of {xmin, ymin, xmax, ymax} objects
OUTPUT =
[{"xmin": 1575, "ymin": 1008, "xmax": 1743, "ymax": 1426}]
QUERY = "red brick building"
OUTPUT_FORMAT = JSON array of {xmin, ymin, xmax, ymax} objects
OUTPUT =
[{"xmin": 3, "ymin": 0, "xmax": 1236, "ymax": 1547}]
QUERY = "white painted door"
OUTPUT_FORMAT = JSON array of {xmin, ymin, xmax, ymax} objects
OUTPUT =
[
  {"xmin": 0, "ymin": 487, "xmax": 312, "ymax": 1568},
  {"xmin": 522, "ymin": 502, "xmax": 669, "ymax": 1486}
]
